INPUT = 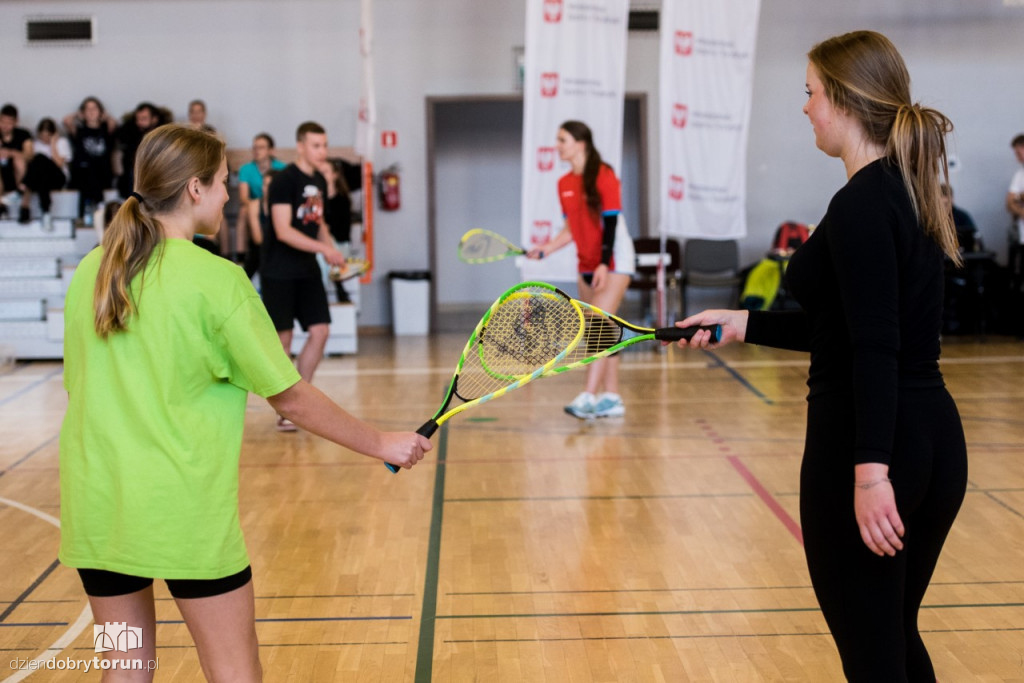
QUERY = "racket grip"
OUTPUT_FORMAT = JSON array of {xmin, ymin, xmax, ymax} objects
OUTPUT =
[
  {"xmin": 416, "ymin": 419, "xmax": 439, "ymax": 439},
  {"xmin": 654, "ymin": 324, "xmax": 722, "ymax": 343}
]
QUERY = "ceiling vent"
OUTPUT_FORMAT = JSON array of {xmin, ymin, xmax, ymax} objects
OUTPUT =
[
  {"xmin": 26, "ymin": 16, "xmax": 95, "ymax": 46},
  {"xmin": 628, "ymin": 9, "xmax": 659, "ymax": 32}
]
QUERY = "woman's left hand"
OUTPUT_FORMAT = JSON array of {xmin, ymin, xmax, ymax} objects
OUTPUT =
[
  {"xmin": 854, "ymin": 465, "xmax": 904, "ymax": 557},
  {"xmin": 591, "ymin": 264, "xmax": 609, "ymax": 291}
]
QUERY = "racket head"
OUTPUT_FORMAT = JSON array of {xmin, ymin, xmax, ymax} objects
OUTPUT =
[
  {"xmin": 458, "ymin": 229, "xmax": 525, "ymax": 264},
  {"xmin": 329, "ymin": 258, "xmax": 371, "ymax": 282},
  {"xmin": 429, "ymin": 281, "xmax": 585, "ymax": 426},
  {"xmin": 548, "ymin": 299, "xmax": 720, "ymax": 373}
]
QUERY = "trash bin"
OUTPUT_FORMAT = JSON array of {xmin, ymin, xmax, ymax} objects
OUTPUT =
[{"xmin": 388, "ymin": 270, "xmax": 431, "ymax": 335}]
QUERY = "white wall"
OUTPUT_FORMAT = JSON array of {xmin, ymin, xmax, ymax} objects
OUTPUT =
[{"xmin": 1, "ymin": 0, "xmax": 1022, "ymax": 325}]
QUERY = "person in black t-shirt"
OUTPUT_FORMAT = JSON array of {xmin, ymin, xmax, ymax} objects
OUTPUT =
[
  {"xmin": 261, "ymin": 121, "xmax": 346, "ymax": 432},
  {"xmin": 64, "ymin": 97, "xmax": 118, "ymax": 219},
  {"xmin": 0, "ymin": 104, "xmax": 34, "ymax": 221},
  {"xmin": 116, "ymin": 103, "xmax": 164, "ymax": 199},
  {"xmin": 674, "ymin": 31, "xmax": 966, "ymax": 681}
]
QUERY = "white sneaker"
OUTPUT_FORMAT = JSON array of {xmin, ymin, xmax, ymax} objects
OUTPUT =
[
  {"xmin": 592, "ymin": 392, "xmax": 625, "ymax": 418},
  {"xmin": 564, "ymin": 391, "xmax": 595, "ymax": 419}
]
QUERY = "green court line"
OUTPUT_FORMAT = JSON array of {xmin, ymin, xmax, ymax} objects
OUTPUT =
[{"xmin": 414, "ymin": 426, "xmax": 448, "ymax": 683}]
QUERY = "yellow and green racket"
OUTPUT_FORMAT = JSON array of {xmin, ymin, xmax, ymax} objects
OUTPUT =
[
  {"xmin": 389, "ymin": 282, "xmax": 585, "ymax": 473},
  {"xmin": 544, "ymin": 295, "xmax": 722, "ymax": 375},
  {"xmin": 458, "ymin": 228, "xmax": 528, "ymax": 264}
]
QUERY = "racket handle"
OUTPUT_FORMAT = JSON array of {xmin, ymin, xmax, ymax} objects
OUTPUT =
[
  {"xmin": 654, "ymin": 324, "xmax": 722, "ymax": 343},
  {"xmin": 417, "ymin": 419, "xmax": 439, "ymax": 438},
  {"xmin": 384, "ymin": 419, "xmax": 439, "ymax": 474}
]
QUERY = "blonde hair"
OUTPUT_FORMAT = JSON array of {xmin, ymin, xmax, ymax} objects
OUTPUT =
[
  {"xmin": 809, "ymin": 30, "xmax": 960, "ymax": 264},
  {"xmin": 94, "ymin": 124, "xmax": 225, "ymax": 337}
]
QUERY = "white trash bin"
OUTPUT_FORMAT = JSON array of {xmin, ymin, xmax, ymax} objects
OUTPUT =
[{"xmin": 388, "ymin": 270, "xmax": 431, "ymax": 335}]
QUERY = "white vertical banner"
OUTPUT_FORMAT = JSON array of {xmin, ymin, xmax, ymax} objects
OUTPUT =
[
  {"xmin": 659, "ymin": 0, "xmax": 761, "ymax": 240},
  {"xmin": 354, "ymin": 0, "xmax": 375, "ymax": 164},
  {"xmin": 354, "ymin": 0, "xmax": 376, "ymax": 280},
  {"xmin": 520, "ymin": 0, "xmax": 630, "ymax": 282}
]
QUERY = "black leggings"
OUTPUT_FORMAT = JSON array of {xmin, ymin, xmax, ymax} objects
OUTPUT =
[{"xmin": 800, "ymin": 388, "xmax": 967, "ymax": 682}]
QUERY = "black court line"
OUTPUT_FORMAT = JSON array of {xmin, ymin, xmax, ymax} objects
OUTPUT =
[
  {"xmin": 979, "ymin": 491, "xmax": 1024, "ymax": 520},
  {"xmin": 0, "ymin": 559, "xmax": 60, "ymax": 624},
  {"xmin": 434, "ymin": 601, "xmax": 1024, "ymax": 622},
  {"xmin": 704, "ymin": 350, "xmax": 774, "ymax": 404},
  {"xmin": 0, "ymin": 433, "xmax": 59, "ymax": 479},
  {"xmin": 446, "ymin": 578, "xmax": 1024, "ymax": 597},
  {"xmin": 0, "ymin": 366, "xmax": 63, "ymax": 408},
  {"xmin": 445, "ymin": 492, "xmax": 752, "ymax": 503},
  {"xmin": 414, "ymin": 425, "xmax": 448, "ymax": 683},
  {"xmin": 444, "ymin": 625, "xmax": 1024, "ymax": 644},
  {"xmin": 0, "ymin": 622, "xmax": 67, "ymax": 628},
  {"xmin": 154, "ymin": 616, "xmax": 410, "ymax": 624}
]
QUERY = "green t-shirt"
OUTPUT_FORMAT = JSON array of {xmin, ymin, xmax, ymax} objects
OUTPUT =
[{"xmin": 59, "ymin": 239, "xmax": 301, "ymax": 579}]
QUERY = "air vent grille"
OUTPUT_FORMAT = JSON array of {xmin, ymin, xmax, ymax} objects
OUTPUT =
[{"xmin": 26, "ymin": 17, "xmax": 94, "ymax": 45}]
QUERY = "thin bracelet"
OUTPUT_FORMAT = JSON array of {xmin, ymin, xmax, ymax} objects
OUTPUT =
[{"xmin": 854, "ymin": 477, "xmax": 892, "ymax": 490}]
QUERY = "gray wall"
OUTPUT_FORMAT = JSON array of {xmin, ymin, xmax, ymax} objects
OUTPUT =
[{"xmin": 1, "ymin": 0, "xmax": 1021, "ymax": 326}]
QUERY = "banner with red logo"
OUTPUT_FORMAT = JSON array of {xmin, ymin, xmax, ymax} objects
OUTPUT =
[
  {"xmin": 520, "ymin": 0, "xmax": 630, "ymax": 282},
  {"xmin": 659, "ymin": 0, "xmax": 761, "ymax": 240}
]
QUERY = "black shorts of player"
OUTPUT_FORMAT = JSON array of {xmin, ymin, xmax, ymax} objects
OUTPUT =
[
  {"xmin": 261, "ymin": 275, "xmax": 331, "ymax": 332},
  {"xmin": 77, "ymin": 566, "xmax": 252, "ymax": 600}
]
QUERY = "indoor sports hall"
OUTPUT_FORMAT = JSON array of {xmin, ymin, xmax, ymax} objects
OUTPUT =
[{"xmin": 1, "ymin": 1, "xmax": 1023, "ymax": 682}]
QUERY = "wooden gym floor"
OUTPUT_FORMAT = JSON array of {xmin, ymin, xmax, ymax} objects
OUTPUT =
[{"xmin": 1, "ymin": 333, "xmax": 1023, "ymax": 681}]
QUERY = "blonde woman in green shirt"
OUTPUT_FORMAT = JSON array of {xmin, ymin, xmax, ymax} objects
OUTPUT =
[{"xmin": 59, "ymin": 124, "xmax": 430, "ymax": 681}]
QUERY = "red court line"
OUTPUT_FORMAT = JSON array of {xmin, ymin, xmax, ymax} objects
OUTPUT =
[{"xmin": 726, "ymin": 454, "xmax": 804, "ymax": 545}]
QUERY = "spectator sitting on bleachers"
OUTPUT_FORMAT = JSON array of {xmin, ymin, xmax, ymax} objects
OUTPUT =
[
  {"xmin": 940, "ymin": 183, "xmax": 983, "ymax": 254},
  {"xmin": 18, "ymin": 118, "xmax": 72, "ymax": 227},
  {"xmin": 64, "ymin": 96, "xmax": 117, "ymax": 219}
]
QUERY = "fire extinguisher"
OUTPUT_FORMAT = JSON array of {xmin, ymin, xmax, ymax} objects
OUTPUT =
[{"xmin": 379, "ymin": 165, "xmax": 400, "ymax": 211}]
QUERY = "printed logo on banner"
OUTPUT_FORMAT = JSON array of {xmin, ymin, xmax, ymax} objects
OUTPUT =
[
  {"xmin": 668, "ymin": 175, "xmax": 685, "ymax": 201},
  {"xmin": 674, "ymin": 31, "xmax": 694, "ymax": 56},
  {"xmin": 537, "ymin": 147, "xmax": 556, "ymax": 172},
  {"xmin": 540, "ymin": 72, "xmax": 559, "ymax": 97},
  {"xmin": 672, "ymin": 103, "xmax": 689, "ymax": 128},
  {"xmin": 543, "ymin": 0, "xmax": 563, "ymax": 23},
  {"xmin": 531, "ymin": 220, "xmax": 553, "ymax": 245}
]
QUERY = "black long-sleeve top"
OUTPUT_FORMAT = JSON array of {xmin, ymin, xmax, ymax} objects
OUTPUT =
[{"xmin": 746, "ymin": 158, "xmax": 946, "ymax": 466}]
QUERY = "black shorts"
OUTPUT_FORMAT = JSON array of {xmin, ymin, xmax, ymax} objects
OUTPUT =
[
  {"xmin": 77, "ymin": 566, "xmax": 252, "ymax": 600},
  {"xmin": 261, "ymin": 275, "xmax": 331, "ymax": 332}
]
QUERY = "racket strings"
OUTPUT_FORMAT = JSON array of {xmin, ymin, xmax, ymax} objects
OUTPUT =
[
  {"xmin": 459, "ymin": 230, "xmax": 521, "ymax": 262},
  {"xmin": 454, "ymin": 289, "xmax": 581, "ymax": 400},
  {"xmin": 561, "ymin": 308, "xmax": 623, "ymax": 364}
]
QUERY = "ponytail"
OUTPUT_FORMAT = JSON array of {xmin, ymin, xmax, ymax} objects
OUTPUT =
[
  {"xmin": 887, "ymin": 103, "xmax": 960, "ymax": 265},
  {"xmin": 93, "ymin": 195, "xmax": 163, "ymax": 337}
]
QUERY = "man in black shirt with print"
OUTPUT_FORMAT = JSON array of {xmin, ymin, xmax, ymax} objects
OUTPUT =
[{"xmin": 262, "ymin": 121, "xmax": 346, "ymax": 431}]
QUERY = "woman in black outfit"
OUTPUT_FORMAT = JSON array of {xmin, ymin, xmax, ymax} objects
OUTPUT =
[{"xmin": 678, "ymin": 31, "xmax": 967, "ymax": 682}]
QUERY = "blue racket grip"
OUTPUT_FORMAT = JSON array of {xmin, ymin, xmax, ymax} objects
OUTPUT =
[
  {"xmin": 654, "ymin": 324, "xmax": 722, "ymax": 343},
  {"xmin": 385, "ymin": 419, "xmax": 439, "ymax": 474}
]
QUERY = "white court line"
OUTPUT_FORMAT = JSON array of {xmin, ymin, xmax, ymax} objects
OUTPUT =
[{"xmin": 0, "ymin": 496, "xmax": 93, "ymax": 683}]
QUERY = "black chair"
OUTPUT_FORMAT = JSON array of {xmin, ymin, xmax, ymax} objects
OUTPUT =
[
  {"xmin": 681, "ymin": 238, "xmax": 743, "ymax": 316},
  {"xmin": 629, "ymin": 237, "xmax": 682, "ymax": 323}
]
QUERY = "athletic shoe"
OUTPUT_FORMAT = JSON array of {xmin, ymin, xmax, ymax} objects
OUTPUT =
[
  {"xmin": 592, "ymin": 392, "xmax": 625, "ymax": 418},
  {"xmin": 564, "ymin": 391, "xmax": 595, "ymax": 419},
  {"xmin": 276, "ymin": 415, "xmax": 297, "ymax": 432}
]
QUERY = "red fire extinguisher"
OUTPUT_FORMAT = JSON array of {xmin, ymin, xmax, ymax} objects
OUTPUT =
[{"xmin": 379, "ymin": 165, "xmax": 400, "ymax": 211}]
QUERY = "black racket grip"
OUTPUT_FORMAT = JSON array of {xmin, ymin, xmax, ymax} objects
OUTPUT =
[
  {"xmin": 385, "ymin": 419, "xmax": 439, "ymax": 474},
  {"xmin": 654, "ymin": 324, "xmax": 722, "ymax": 343},
  {"xmin": 417, "ymin": 419, "xmax": 439, "ymax": 438}
]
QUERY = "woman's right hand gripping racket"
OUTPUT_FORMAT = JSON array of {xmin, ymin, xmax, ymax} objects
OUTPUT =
[{"xmin": 386, "ymin": 282, "xmax": 586, "ymax": 473}]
